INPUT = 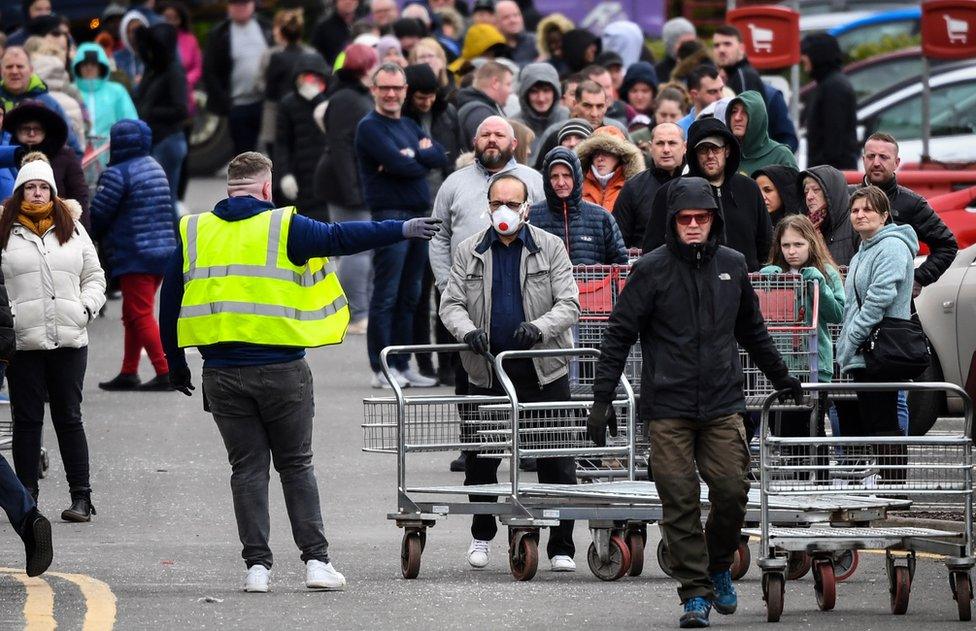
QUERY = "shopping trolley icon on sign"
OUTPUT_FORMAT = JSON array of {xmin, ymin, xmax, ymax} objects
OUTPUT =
[
  {"xmin": 945, "ymin": 14, "xmax": 969, "ymax": 44},
  {"xmin": 748, "ymin": 23, "xmax": 774, "ymax": 53}
]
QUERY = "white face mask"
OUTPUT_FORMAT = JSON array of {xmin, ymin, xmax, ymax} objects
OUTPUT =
[
  {"xmin": 298, "ymin": 83, "xmax": 322, "ymax": 100},
  {"xmin": 490, "ymin": 202, "xmax": 527, "ymax": 236}
]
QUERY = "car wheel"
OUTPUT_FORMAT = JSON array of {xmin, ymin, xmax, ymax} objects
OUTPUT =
[
  {"xmin": 188, "ymin": 90, "xmax": 234, "ymax": 177},
  {"xmin": 908, "ymin": 350, "xmax": 946, "ymax": 436}
]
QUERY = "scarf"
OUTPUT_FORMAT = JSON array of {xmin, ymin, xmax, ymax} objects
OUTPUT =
[
  {"xmin": 590, "ymin": 164, "xmax": 615, "ymax": 188},
  {"xmin": 18, "ymin": 201, "xmax": 55, "ymax": 237}
]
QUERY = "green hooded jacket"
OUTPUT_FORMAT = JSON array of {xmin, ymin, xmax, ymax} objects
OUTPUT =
[{"xmin": 727, "ymin": 90, "xmax": 797, "ymax": 175}]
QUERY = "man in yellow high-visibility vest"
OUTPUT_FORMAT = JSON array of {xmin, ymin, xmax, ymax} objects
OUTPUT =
[{"xmin": 159, "ymin": 152, "xmax": 440, "ymax": 593}]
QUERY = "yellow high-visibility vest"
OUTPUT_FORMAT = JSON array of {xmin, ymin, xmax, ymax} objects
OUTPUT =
[{"xmin": 176, "ymin": 207, "xmax": 349, "ymax": 348}]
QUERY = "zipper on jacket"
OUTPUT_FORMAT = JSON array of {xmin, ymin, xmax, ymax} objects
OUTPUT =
[{"xmin": 562, "ymin": 201, "xmax": 570, "ymax": 255}]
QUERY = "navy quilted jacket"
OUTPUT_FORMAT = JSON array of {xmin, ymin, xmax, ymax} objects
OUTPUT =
[
  {"xmin": 528, "ymin": 146, "xmax": 628, "ymax": 265},
  {"xmin": 90, "ymin": 119, "xmax": 177, "ymax": 278}
]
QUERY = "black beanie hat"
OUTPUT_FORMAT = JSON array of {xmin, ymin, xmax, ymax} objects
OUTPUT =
[
  {"xmin": 405, "ymin": 63, "xmax": 439, "ymax": 94},
  {"xmin": 393, "ymin": 17, "xmax": 427, "ymax": 39}
]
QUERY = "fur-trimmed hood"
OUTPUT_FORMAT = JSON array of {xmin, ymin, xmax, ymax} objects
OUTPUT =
[
  {"xmin": 535, "ymin": 13, "xmax": 574, "ymax": 59},
  {"xmin": 62, "ymin": 198, "xmax": 83, "ymax": 222},
  {"xmin": 575, "ymin": 128, "xmax": 645, "ymax": 180}
]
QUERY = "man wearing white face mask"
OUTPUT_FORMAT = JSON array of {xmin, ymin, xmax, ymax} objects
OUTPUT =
[{"xmin": 440, "ymin": 173, "xmax": 581, "ymax": 573}]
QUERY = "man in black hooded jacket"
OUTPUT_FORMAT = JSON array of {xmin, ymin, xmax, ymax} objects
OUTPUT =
[
  {"xmin": 801, "ymin": 33, "xmax": 857, "ymax": 170},
  {"xmin": 643, "ymin": 117, "xmax": 772, "ymax": 271},
  {"xmin": 588, "ymin": 177, "xmax": 801, "ymax": 627}
]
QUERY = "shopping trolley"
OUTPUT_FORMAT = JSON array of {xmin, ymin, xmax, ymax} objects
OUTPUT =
[
  {"xmin": 362, "ymin": 344, "xmax": 640, "ymax": 580},
  {"xmin": 751, "ymin": 383, "xmax": 975, "ymax": 622},
  {"xmin": 82, "ymin": 136, "xmax": 110, "ymax": 200}
]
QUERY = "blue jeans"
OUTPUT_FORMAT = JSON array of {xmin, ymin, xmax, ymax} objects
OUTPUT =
[
  {"xmin": 0, "ymin": 453, "xmax": 34, "ymax": 534},
  {"xmin": 897, "ymin": 390, "xmax": 909, "ymax": 434},
  {"xmin": 367, "ymin": 211, "xmax": 427, "ymax": 373},
  {"xmin": 151, "ymin": 131, "xmax": 188, "ymax": 205}
]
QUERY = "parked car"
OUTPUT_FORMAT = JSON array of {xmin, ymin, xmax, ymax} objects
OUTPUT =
[
  {"xmin": 827, "ymin": 7, "xmax": 921, "ymax": 56},
  {"xmin": 912, "ymin": 243, "xmax": 976, "ymax": 436}
]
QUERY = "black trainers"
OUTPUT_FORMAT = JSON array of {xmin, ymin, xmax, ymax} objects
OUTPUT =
[
  {"xmin": 137, "ymin": 373, "xmax": 172, "ymax": 391},
  {"xmin": 449, "ymin": 452, "xmax": 466, "ymax": 472},
  {"xmin": 20, "ymin": 508, "xmax": 53, "ymax": 577},
  {"xmin": 98, "ymin": 373, "xmax": 141, "ymax": 391}
]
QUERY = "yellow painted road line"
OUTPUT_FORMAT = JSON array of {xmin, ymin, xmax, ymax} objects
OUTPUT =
[
  {"xmin": 47, "ymin": 572, "xmax": 116, "ymax": 631},
  {"xmin": 1, "ymin": 567, "xmax": 116, "ymax": 631},
  {"xmin": 2, "ymin": 571, "xmax": 56, "ymax": 631}
]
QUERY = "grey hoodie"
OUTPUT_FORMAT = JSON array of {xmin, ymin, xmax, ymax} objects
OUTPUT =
[
  {"xmin": 512, "ymin": 63, "xmax": 568, "ymax": 157},
  {"xmin": 430, "ymin": 158, "xmax": 545, "ymax": 291},
  {"xmin": 798, "ymin": 165, "xmax": 856, "ymax": 265}
]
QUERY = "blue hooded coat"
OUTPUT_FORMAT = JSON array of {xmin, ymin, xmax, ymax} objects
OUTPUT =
[
  {"xmin": 528, "ymin": 146, "xmax": 628, "ymax": 265},
  {"xmin": 90, "ymin": 119, "xmax": 177, "ymax": 278},
  {"xmin": 71, "ymin": 43, "xmax": 139, "ymax": 140}
]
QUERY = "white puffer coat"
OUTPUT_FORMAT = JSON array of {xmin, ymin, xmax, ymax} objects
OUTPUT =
[{"xmin": 1, "ymin": 199, "xmax": 106, "ymax": 351}]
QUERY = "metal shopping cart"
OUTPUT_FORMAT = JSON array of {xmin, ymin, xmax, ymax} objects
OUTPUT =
[
  {"xmin": 750, "ymin": 383, "xmax": 975, "ymax": 622},
  {"xmin": 362, "ymin": 344, "xmax": 640, "ymax": 580}
]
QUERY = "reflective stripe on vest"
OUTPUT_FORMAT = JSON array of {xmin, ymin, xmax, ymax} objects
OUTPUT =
[{"xmin": 176, "ymin": 207, "xmax": 349, "ymax": 348}]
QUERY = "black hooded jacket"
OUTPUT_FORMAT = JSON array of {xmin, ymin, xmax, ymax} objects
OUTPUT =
[
  {"xmin": 316, "ymin": 72, "xmax": 373, "ymax": 209},
  {"xmin": 642, "ymin": 118, "xmax": 772, "ymax": 271},
  {"xmin": 751, "ymin": 165, "xmax": 801, "ymax": 228},
  {"xmin": 134, "ymin": 23, "xmax": 188, "ymax": 143},
  {"xmin": 723, "ymin": 57, "xmax": 764, "ymax": 95},
  {"xmin": 593, "ymin": 177, "xmax": 791, "ymax": 421},
  {"xmin": 851, "ymin": 174, "xmax": 959, "ymax": 286},
  {"xmin": 404, "ymin": 65, "xmax": 460, "ymax": 185},
  {"xmin": 798, "ymin": 165, "xmax": 856, "ymax": 265},
  {"xmin": 801, "ymin": 34, "xmax": 857, "ymax": 170},
  {"xmin": 562, "ymin": 29, "xmax": 601, "ymax": 74},
  {"xmin": 275, "ymin": 53, "xmax": 330, "ymax": 221},
  {"xmin": 612, "ymin": 159, "xmax": 683, "ymax": 248}
]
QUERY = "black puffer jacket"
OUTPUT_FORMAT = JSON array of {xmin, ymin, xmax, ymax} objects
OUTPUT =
[
  {"xmin": 275, "ymin": 53, "xmax": 330, "ymax": 222},
  {"xmin": 528, "ymin": 146, "xmax": 628, "ymax": 265},
  {"xmin": 315, "ymin": 72, "xmax": 373, "ymax": 209},
  {"xmin": 134, "ymin": 23, "xmax": 188, "ymax": 143},
  {"xmin": 798, "ymin": 165, "xmax": 856, "ymax": 265},
  {"xmin": 612, "ymin": 160, "xmax": 683, "ymax": 248},
  {"xmin": 593, "ymin": 177, "xmax": 791, "ymax": 421},
  {"xmin": 643, "ymin": 118, "xmax": 772, "ymax": 271},
  {"xmin": 801, "ymin": 34, "xmax": 857, "ymax": 170},
  {"xmin": 852, "ymin": 175, "xmax": 959, "ymax": 286}
]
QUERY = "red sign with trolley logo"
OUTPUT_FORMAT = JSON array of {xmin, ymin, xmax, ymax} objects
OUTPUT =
[
  {"xmin": 727, "ymin": 6, "xmax": 800, "ymax": 70},
  {"xmin": 922, "ymin": 0, "xmax": 976, "ymax": 60}
]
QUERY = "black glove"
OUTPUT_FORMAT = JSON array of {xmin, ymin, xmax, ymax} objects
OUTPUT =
[
  {"xmin": 586, "ymin": 401, "xmax": 618, "ymax": 447},
  {"xmin": 512, "ymin": 322, "xmax": 542, "ymax": 349},
  {"xmin": 773, "ymin": 376, "xmax": 804, "ymax": 406},
  {"xmin": 463, "ymin": 329, "xmax": 489, "ymax": 355},
  {"xmin": 170, "ymin": 364, "xmax": 195, "ymax": 397}
]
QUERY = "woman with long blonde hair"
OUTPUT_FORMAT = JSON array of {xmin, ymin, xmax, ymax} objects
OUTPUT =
[{"xmin": 408, "ymin": 38, "xmax": 452, "ymax": 89}]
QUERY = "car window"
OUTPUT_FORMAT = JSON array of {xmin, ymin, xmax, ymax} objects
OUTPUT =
[
  {"xmin": 872, "ymin": 81, "xmax": 976, "ymax": 138},
  {"xmin": 836, "ymin": 19, "xmax": 918, "ymax": 52},
  {"xmin": 850, "ymin": 57, "xmax": 923, "ymax": 103}
]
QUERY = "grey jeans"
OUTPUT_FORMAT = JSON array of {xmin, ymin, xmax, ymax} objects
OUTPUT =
[
  {"xmin": 329, "ymin": 203, "xmax": 373, "ymax": 322},
  {"xmin": 203, "ymin": 359, "xmax": 329, "ymax": 569}
]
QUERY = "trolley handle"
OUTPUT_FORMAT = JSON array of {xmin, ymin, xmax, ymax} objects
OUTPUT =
[
  {"xmin": 493, "ymin": 347, "xmax": 636, "ymax": 406},
  {"xmin": 760, "ymin": 381, "xmax": 974, "ymax": 439}
]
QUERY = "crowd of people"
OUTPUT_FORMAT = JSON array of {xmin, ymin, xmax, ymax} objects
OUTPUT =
[{"xmin": 0, "ymin": 0, "xmax": 963, "ymax": 627}]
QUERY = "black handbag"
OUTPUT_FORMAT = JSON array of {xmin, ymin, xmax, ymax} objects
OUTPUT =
[{"xmin": 853, "ymin": 264, "xmax": 931, "ymax": 381}]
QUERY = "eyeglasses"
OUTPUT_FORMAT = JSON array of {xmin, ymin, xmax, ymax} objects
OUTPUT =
[
  {"xmin": 375, "ymin": 85, "xmax": 406, "ymax": 93},
  {"xmin": 489, "ymin": 200, "xmax": 526, "ymax": 211},
  {"xmin": 695, "ymin": 145, "xmax": 724, "ymax": 156},
  {"xmin": 675, "ymin": 212, "xmax": 713, "ymax": 226},
  {"xmin": 18, "ymin": 125, "xmax": 43, "ymax": 135}
]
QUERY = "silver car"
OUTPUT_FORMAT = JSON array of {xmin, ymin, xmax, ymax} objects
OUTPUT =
[{"xmin": 912, "ymin": 244, "xmax": 976, "ymax": 435}]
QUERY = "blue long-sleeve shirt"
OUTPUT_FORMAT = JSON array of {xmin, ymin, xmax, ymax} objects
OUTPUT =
[
  {"xmin": 354, "ymin": 110, "xmax": 448, "ymax": 215},
  {"xmin": 160, "ymin": 196, "xmax": 406, "ymax": 369}
]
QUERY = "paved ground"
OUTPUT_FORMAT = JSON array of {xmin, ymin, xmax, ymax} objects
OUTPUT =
[{"xmin": 0, "ymin": 178, "xmax": 971, "ymax": 630}]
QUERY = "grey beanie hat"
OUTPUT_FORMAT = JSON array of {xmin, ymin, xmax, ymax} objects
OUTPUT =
[{"xmin": 662, "ymin": 17, "xmax": 696, "ymax": 56}]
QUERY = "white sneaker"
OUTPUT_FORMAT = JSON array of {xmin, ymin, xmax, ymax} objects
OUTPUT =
[
  {"xmin": 244, "ymin": 565, "xmax": 269, "ymax": 592},
  {"xmin": 467, "ymin": 539, "xmax": 490, "ymax": 568},
  {"xmin": 305, "ymin": 559, "xmax": 346, "ymax": 590},
  {"xmin": 550, "ymin": 555, "xmax": 576, "ymax": 572},
  {"xmin": 398, "ymin": 367, "xmax": 438, "ymax": 387},
  {"xmin": 346, "ymin": 319, "xmax": 368, "ymax": 335},
  {"xmin": 371, "ymin": 370, "xmax": 409, "ymax": 389}
]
